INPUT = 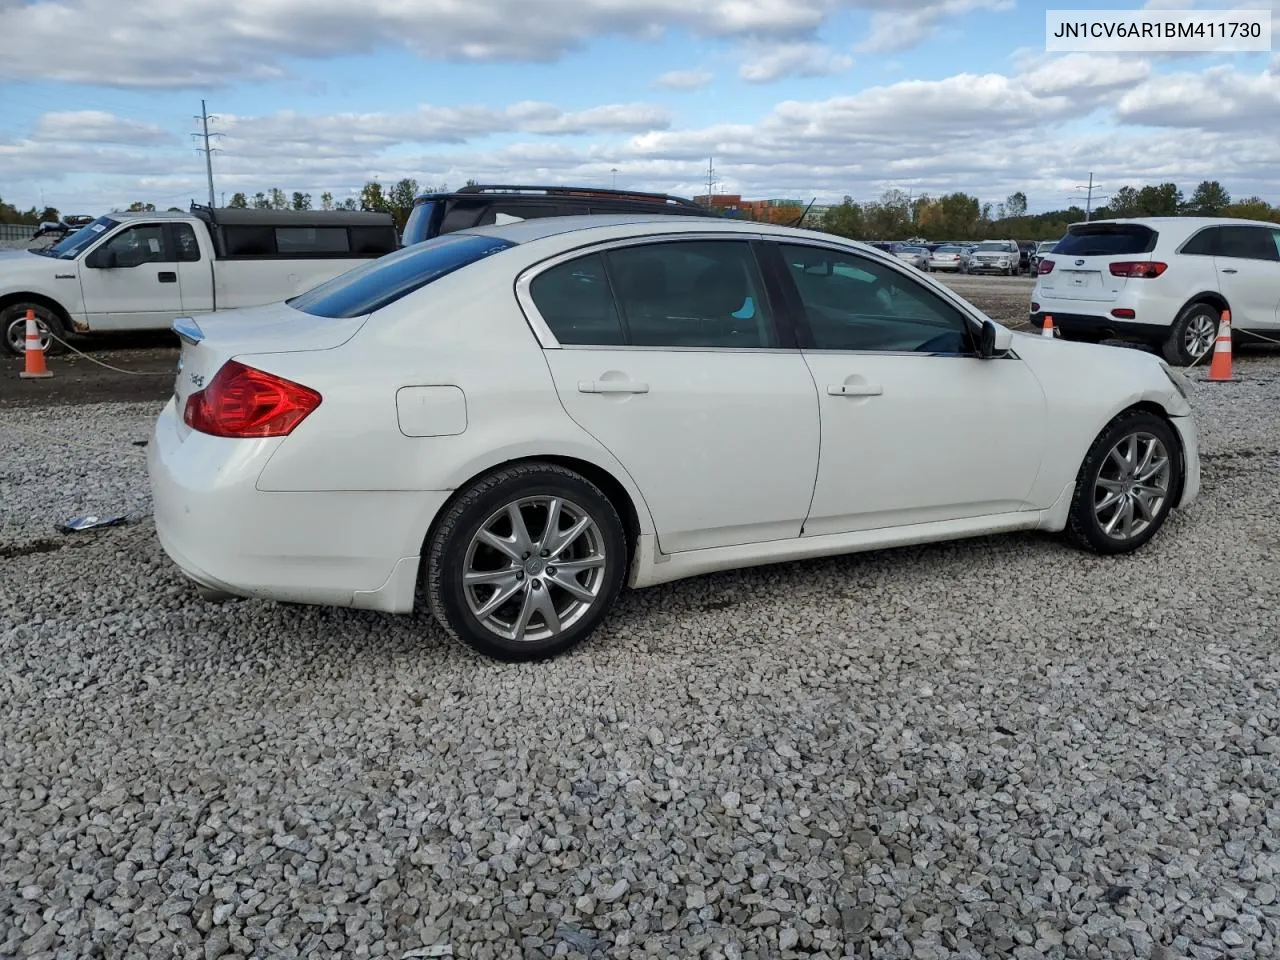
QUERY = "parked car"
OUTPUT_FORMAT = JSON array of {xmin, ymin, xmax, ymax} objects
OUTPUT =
[
  {"xmin": 149, "ymin": 215, "xmax": 1201, "ymax": 661},
  {"xmin": 1032, "ymin": 217, "xmax": 1280, "ymax": 365},
  {"xmin": 891, "ymin": 243, "xmax": 930, "ymax": 270},
  {"xmin": 927, "ymin": 244, "xmax": 967, "ymax": 272},
  {"xmin": 2, "ymin": 205, "xmax": 398, "ymax": 356},
  {"xmin": 1030, "ymin": 239, "xmax": 1059, "ymax": 272},
  {"xmin": 968, "ymin": 240, "xmax": 1022, "ymax": 276},
  {"xmin": 401, "ymin": 184, "xmax": 716, "ymax": 246}
]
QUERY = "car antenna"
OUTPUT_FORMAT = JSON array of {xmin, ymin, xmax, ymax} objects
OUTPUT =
[{"xmin": 789, "ymin": 199, "xmax": 817, "ymax": 229}]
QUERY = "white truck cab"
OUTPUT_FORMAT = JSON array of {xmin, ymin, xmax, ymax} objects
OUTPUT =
[{"xmin": 2, "ymin": 206, "xmax": 398, "ymax": 355}]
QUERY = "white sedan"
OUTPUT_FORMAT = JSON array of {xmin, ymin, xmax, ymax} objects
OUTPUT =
[{"xmin": 149, "ymin": 216, "xmax": 1201, "ymax": 661}]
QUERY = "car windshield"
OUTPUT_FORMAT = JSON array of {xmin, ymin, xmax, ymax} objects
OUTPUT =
[
  {"xmin": 288, "ymin": 232, "xmax": 515, "ymax": 319},
  {"xmin": 976, "ymin": 241, "xmax": 1011, "ymax": 251},
  {"xmin": 42, "ymin": 216, "xmax": 118, "ymax": 259}
]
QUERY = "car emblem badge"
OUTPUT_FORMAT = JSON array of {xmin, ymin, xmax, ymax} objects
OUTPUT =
[
  {"xmin": 190, "ymin": 373, "xmax": 205, "ymax": 387},
  {"xmin": 1074, "ymin": 259, "xmax": 1085, "ymax": 266}
]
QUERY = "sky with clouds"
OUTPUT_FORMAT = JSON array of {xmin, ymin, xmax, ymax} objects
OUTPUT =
[{"xmin": 0, "ymin": 0, "xmax": 1277, "ymax": 214}]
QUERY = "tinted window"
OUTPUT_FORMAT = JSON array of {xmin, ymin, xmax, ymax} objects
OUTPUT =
[
  {"xmin": 529, "ymin": 254, "xmax": 626, "ymax": 346},
  {"xmin": 1218, "ymin": 226, "xmax": 1279, "ymax": 262},
  {"xmin": 102, "ymin": 224, "xmax": 167, "ymax": 267},
  {"xmin": 350, "ymin": 226, "xmax": 398, "ymax": 256},
  {"xmin": 173, "ymin": 223, "xmax": 201, "ymax": 262},
  {"xmin": 223, "ymin": 225, "xmax": 276, "ymax": 257},
  {"xmin": 781, "ymin": 244, "xmax": 970, "ymax": 354},
  {"xmin": 1056, "ymin": 224, "xmax": 1157, "ymax": 256},
  {"xmin": 606, "ymin": 241, "xmax": 776, "ymax": 348},
  {"xmin": 275, "ymin": 226, "xmax": 351, "ymax": 255},
  {"xmin": 439, "ymin": 200, "xmax": 486, "ymax": 234},
  {"xmin": 476, "ymin": 203, "xmax": 584, "ymax": 226},
  {"xmin": 1180, "ymin": 227, "xmax": 1220, "ymax": 256},
  {"xmin": 288, "ymin": 233, "xmax": 514, "ymax": 319}
]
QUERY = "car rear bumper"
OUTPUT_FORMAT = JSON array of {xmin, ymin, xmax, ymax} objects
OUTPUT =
[
  {"xmin": 1028, "ymin": 311, "xmax": 1169, "ymax": 340},
  {"xmin": 147, "ymin": 399, "xmax": 447, "ymax": 614},
  {"xmin": 969, "ymin": 262, "xmax": 1014, "ymax": 273}
]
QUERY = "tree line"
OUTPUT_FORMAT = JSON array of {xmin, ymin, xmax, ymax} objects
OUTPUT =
[
  {"xmin": 221, "ymin": 179, "xmax": 467, "ymax": 231},
  {"xmin": 814, "ymin": 180, "xmax": 1280, "ymax": 242},
  {"xmin": 0, "ymin": 196, "xmax": 62, "ymax": 226}
]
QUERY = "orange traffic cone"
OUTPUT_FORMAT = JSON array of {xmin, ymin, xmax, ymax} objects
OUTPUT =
[
  {"xmin": 1041, "ymin": 314, "xmax": 1056, "ymax": 338},
  {"xmin": 18, "ymin": 310, "xmax": 52, "ymax": 380},
  {"xmin": 1207, "ymin": 309, "xmax": 1234, "ymax": 382}
]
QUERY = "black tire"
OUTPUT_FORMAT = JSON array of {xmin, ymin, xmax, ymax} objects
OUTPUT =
[
  {"xmin": 2, "ymin": 302, "xmax": 68, "ymax": 358},
  {"xmin": 1065, "ymin": 411, "xmax": 1183, "ymax": 555},
  {"xmin": 1161, "ymin": 302, "xmax": 1221, "ymax": 367},
  {"xmin": 424, "ymin": 462, "xmax": 628, "ymax": 661}
]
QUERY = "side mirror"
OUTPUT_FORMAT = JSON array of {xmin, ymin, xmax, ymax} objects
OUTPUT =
[
  {"xmin": 86, "ymin": 248, "xmax": 117, "ymax": 269},
  {"xmin": 978, "ymin": 319, "xmax": 1013, "ymax": 359}
]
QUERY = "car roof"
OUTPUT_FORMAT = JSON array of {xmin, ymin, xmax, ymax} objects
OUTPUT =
[{"xmin": 1075, "ymin": 216, "xmax": 1279, "ymax": 230}]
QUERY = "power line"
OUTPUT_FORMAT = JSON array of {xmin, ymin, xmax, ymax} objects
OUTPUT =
[
  {"xmin": 192, "ymin": 99, "xmax": 224, "ymax": 207},
  {"xmin": 1069, "ymin": 172, "xmax": 1109, "ymax": 221}
]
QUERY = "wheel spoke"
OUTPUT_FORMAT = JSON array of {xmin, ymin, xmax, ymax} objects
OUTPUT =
[
  {"xmin": 1137, "ymin": 457, "xmax": 1168, "ymax": 484},
  {"xmin": 537, "ymin": 497, "xmax": 563, "ymax": 554},
  {"xmin": 1117, "ymin": 497, "xmax": 1136, "ymax": 536},
  {"xmin": 476, "ymin": 529, "xmax": 522, "ymax": 563},
  {"xmin": 1131, "ymin": 490, "xmax": 1156, "ymax": 523},
  {"xmin": 546, "ymin": 516, "xmax": 592, "ymax": 560},
  {"xmin": 551, "ymin": 554, "xmax": 605, "ymax": 578},
  {"xmin": 546, "ymin": 570, "xmax": 596, "ymax": 603},
  {"xmin": 530, "ymin": 586, "xmax": 561, "ymax": 635},
  {"xmin": 1135, "ymin": 438, "xmax": 1156, "ymax": 478},
  {"xmin": 512, "ymin": 587, "xmax": 539, "ymax": 642},
  {"xmin": 507, "ymin": 503, "xmax": 535, "ymax": 556},
  {"xmin": 1107, "ymin": 447, "xmax": 1129, "ymax": 473},
  {"xmin": 464, "ymin": 566, "xmax": 518, "ymax": 586},
  {"xmin": 474, "ymin": 578, "xmax": 524, "ymax": 620},
  {"xmin": 1096, "ymin": 477, "xmax": 1126, "ymax": 493},
  {"xmin": 1095, "ymin": 491, "xmax": 1124, "ymax": 513}
]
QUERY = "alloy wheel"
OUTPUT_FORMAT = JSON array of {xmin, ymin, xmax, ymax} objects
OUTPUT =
[
  {"xmin": 1184, "ymin": 313, "xmax": 1218, "ymax": 359},
  {"xmin": 1093, "ymin": 432, "xmax": 1171, "ymax": 541},
  {"xmin": 6, "ymin": 316, "xmax": 50, "ymax": 354},
  {"xmin": 462, "ymin": 496, "xmax": 607, "ymax": 643}
]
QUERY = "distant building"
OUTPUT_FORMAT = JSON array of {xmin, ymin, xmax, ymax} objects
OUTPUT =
[{"xmin": 695, "ymin": 194, "xmax": 807, "ymax": 225}]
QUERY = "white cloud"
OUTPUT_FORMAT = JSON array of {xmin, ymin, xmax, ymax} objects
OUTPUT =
[
  {"xmin": 1116, "ymin": 63, "xmax": 1280, "ymax": 131},
  {"xmin": 856, "ymin": 0, "xmax": 1013, "ymax": 54},
  {"xmin": 739, "ymin": 42, "xmax": 854, "ymax": 82},
  {"xmin": 653, "ymin": 68, "xmax": 714, "ymax": 90},
  {"xmin": 31, "ymin": 110, "xmax": 171, "ymax": 145}
]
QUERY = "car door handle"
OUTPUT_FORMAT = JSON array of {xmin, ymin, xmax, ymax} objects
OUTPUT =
[
  {"xmin": 827, "ymin": 383, "xmax": 883, "ymax": 397},
  {"xmin": 578, "ymin": 380, "xmax": 649, "ymax": 394},
  {"xmin": 158, "ymin": 272, "xmax": 177, "ymax": 283},
  {"xmin": 1221, "ymin": 268, "xmax": 1238, "ymax": 274}
]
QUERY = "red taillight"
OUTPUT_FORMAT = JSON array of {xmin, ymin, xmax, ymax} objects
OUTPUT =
[
  {"xmin": 1109, "ymin": 261, "xmax": 1167, "ymax": 278},
  {"xmin": 1038, "ymin": 259, "xmax": 1054, "ymax": 275},
  {"xmin": 1111, "ymin": 308, "xmax": 1136, "ymax": 319},
  {"xmin": 183, "ymin": 360, "xmax": 321, "ymax": 438}
]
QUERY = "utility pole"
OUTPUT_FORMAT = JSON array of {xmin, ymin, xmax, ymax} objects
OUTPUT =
[
  {"xmin": 192, "ymin": 100, "xmax": 223, "ymax": 207},
  {"xmin": 705, "ymin": 157, "xmax": 716, "ymax": 205},
  {"xmin": 1070, "ymin": 173, "xmax": 1107, "ymax": 221},
  {"xmin": 611, "ymin": 168, "xmax": 618, "ymax": 190}
]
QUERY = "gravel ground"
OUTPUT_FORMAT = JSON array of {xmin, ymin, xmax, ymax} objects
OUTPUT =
[{"xmin": 3, "ymin": 322, "xmax": 1280, "ymax": 960}]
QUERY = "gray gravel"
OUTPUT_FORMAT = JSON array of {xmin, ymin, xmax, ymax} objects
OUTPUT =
[{"xmin": 2, "ymin": 354, "xmax": 1280, "ymax": 960}]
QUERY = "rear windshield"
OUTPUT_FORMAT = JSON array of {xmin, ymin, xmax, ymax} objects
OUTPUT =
[
  {"xmin": 1056, "ymin": 224, "xmax": 1157, "ymax": 257},
  {"xmin": 402, "ymin": 200, "xmax": 436, "ymax": 246},
  {"xmin": 287, "ymin": 233, "xmax": 515, "ymax": 319}
]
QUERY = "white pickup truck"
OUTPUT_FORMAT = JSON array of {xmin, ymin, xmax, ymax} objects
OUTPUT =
[{"xmin": 1, "ymin": 206, "xmax": 398, "ymax": 355}]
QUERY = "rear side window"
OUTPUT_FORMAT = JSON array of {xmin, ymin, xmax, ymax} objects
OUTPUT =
[
  {"xmin": 349, "ymin": 226, "xmax": 398, "ymax": 256},
  {"xmin": 275, "ymin": 227, "xmax": 351, "ymax": 256},
  {"xmin": 173, "ymin": 223, "xmax": 201, "ymax": 262},
  {"xmin": 476, "ymin": 203, "xmax": 585, "ymax": 226},
  {"xmin": 1218, "ymin": 226, "xmax": 1280, "ymax": 262},
  {"xmin": 1056, "ymin": 224, "xmax": 1157, "ymax": 257},
  {"xmin": 529, "ymin": 254, "xmax": 626, "ymax": 345},
  {"xmin": 438, "ymin": 200, "xmax": 487, "ymax": 235},
  {"xmin": 288, "ymin": 234, "xmax": 514, "ymax": 319}
]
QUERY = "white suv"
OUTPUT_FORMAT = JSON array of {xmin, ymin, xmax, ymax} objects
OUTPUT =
[{"xmin": 1031, "ymin": 217, "xmax": 1280, "ymax": 365}]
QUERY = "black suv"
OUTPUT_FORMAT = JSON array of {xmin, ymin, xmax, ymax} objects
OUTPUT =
[{"xmin": 401, "ymin": 184, "xmax": 717, "ymax": 245}]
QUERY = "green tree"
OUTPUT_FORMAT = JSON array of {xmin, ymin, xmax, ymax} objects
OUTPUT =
[
  {"xmin": 320, "ymin": 191, "xmax": 334, "ymax": 211},
  {"xmin": 127, "ymin": 201, "xmax": 156, "ymax": 212},
  {"xmin": 38, "ymin": 206, "xmax": 60, "ymax": 223},
  {"xmin": 464, "ymin": 178, "xmax": 478, "ymax": 187},
  {"xmin": 1224, "ymin": 196, "xmax": 1279, "ymax": 222},
  {"xmin": 339, "ymin": 198, "xmax": 359, "ymax": 211},
  {"xmin": 819, "ymin": 197, "xmax": 864, "ymax": 239},
  {"xmin": 1005, "ymin": 191, "xmax": 1028, "ymax": 219},
  {"xmin": 228, "ymin": 193, "xmax": 248, "ymax": 209},
  {"xmin": 1184, "ymin": 180, "xmax": 1231, "ymax": 216},
  {"xmin": 269, "ymin": 188, "xmax": 287, "ymax": 210},
  {"xmin": 359, "ymin": 181, "xmax": 389, "ymax": 213},
  {"xmin": 291, "ymin": 191, "xmax": 312, "ymax": 211},
  {"xmin": 1134, "ymin": 182, "xmax": 1183, "ymax": 217},
  {"xmin": 252, "ymin": 192, "xmax": 270, "ymax": 209},
  {"xmin": 386, "ymin": 178, "xmax": 419, "ymax": 230},
  {"xmin": 1108, "ymin": 186, "xmax": 1140, "ymax": 217}
]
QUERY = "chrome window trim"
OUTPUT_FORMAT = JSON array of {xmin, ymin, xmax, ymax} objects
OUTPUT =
[{"xmin": 514, "ymin": 231, "xmax": 770, "ymax": 350}]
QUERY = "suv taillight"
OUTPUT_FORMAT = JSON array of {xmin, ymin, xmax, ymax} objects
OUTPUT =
[
  {"xmin": 1038, "ymin": 259, "xmax": 1054, "ymax": 275},
  {"xmin": 1109, "ymin": 261, "xmax": 1167, "ymax": 278},
  {"xmin": 184, "ymin": 360, "xmax": 321, "ymax": 438}
]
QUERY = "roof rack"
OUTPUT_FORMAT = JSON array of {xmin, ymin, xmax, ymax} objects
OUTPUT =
[{"xmin": 449, "ymin": 184, "xmax": 705, "ymax": 209}]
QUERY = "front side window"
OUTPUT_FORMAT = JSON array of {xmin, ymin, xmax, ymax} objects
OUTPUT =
[
  {"xmin": 101, "ymin": 224, "xmax": 167, "ymax": 267},
  {"xmin": 288, "ymin": 233, "xmax": 514, "ymax": 319},
  {"xmin": 528, "ymin": 240, "xmax": 775, "ymax": 349},
  {"xmin": 1218, "ymin": 226, "xmax": 1280, "ymax": 262},
  {"xmin": 780, "ymin": 243, "xmax": 971, "ymax": 354}
]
